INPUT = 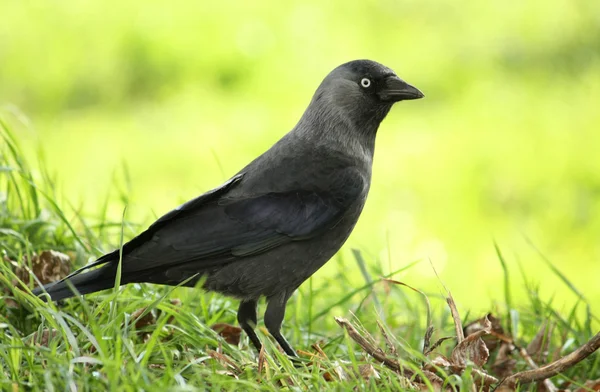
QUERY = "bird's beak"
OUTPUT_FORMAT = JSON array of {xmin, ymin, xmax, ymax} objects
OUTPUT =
[{"xmin": 378, "ymin": 76, "xmax": 424, "ymax": 102}]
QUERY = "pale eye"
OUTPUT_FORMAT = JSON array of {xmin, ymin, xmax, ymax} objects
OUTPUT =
[{"xmin": 360, "ymin": 78, "xmax": 371, "ymax": 88}]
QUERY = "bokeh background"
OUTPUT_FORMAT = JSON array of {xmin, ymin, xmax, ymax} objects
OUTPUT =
[{"xmin": 1, "ymin": 1, "xmax": 599, "ymax": 313}]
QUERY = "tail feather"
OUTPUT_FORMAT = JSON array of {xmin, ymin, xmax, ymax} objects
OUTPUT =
[{"xmin": 32, "ymin": 266, "xmax": 117, "ymax": 302}]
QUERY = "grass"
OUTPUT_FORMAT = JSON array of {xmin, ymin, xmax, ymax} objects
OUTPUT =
[
  {"xmin": 3, "ymin": 0, "xmax": 600, "ymax": 310},
  {"xmin": 1, "ymin": 116, "xmax": 599, "ymax": 391}
]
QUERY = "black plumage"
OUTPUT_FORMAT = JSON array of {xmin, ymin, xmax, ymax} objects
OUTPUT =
[{"xmin": 33, "ymin": 59, "xmax": 423, "ymax": 356}]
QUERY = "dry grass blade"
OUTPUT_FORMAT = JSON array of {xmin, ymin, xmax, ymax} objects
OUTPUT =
[
  {"xmin": 334, "ymin": 317, "xmax": 413, "ymax": 377},
  {"xmin": 383, "ymin": 279, "xmax": 433, "ymax": 353},
  {"xmin": 487, "ymin": 324, "xmax": 557, "ymax": 391},
  {"xmin": 501, "ymin": 331, "xmax": 600, "ymax": 387},
  {"xmin": 297, "ymin": 349, "xmax": 317, "ymax": 359},
  {"xmin": 429, "ymin": 257, "xmax": 464, "ymax": 344},
  {"xmin": 377, "ymin": 319, "xmax": 398, "ymax": 357},
  {"xmin": 446, "ymin": 294, "xmax": 465, "ymax": 343},
  {"xmin": 311, "ymin": 342, "xmax": 328, "ymax": 359},
  {"xmin": 425, "ymin": 336, "xmax": 454, "ymax": 356},
  {"xmin": 489, "ymin": 330, "xmax": 536, "ymax": 368},
  {"xmin": 257, "ymin": 345, "xmax": 266, "ymax": 375},
  {"xmin": 207, "ymin": 349, "xmax": 241, "ymax": 373},
  {"xmin": 426, "ymin": 308, "xmax": 499, "ymax": 389}
]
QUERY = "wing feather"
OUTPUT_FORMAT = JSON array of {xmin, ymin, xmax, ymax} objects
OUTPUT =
[{"xmin": 121, "ymin": 168, "xmax": 365, "ymax": 271}]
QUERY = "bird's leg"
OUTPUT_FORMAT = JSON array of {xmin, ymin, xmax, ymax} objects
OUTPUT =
[
  {"xmin": 237, "ymin": 299, "xmax": 262, "ymax": 353},
  {"xmin": 264, "ymin": 292, "xmax": 297, "ymax": 357}
]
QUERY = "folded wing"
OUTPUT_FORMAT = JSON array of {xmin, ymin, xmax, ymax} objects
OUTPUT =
[{"xmin": 121, "ymin": 167, "xmax": 365, "ymax": 271}]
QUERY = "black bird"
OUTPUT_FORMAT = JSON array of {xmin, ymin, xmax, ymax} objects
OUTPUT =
[{"xmin": 33, "ymin": 60, "xmax": 423, "ymax": 356}]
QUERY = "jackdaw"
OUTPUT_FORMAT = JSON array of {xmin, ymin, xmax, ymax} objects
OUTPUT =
[{"xmin": 33, "ymin": 59, "xmax": 423, "ymax": 356}]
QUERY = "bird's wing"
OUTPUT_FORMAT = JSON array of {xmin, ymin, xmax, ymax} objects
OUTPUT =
[
  {"xmin": 121, "ymin": 167, "xmax": 366, "ymax": 271},
  {"xmin": 62, "ymin": 174, "xmax": 245, "ymax": 279},
  {"xmin": 147, "ymin": 173, "xmax": 246, "ymax": 231}
]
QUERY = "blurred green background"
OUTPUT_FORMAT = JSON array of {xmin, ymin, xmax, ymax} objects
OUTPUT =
[{"xmin": 1, "ymin": 0, "xmax": 599, "ymax": 313}]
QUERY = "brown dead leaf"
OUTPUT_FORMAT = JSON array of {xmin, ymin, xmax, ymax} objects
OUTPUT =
[
  {"xmin": 3, "ymin": 251, "xmax": 71, "ymax": 308},
  {"xmin": 471, "ymin": 368, "xmax": 499, "ymax": 389},
  {"xmin": 305, "ymin": 346, "xmax": 347, "ymax": 382},
  {"xmin": 426, "ymin": 353, "xmax": 498, "ymax": 390},
  {"xmin": 322, "ymin": 371, "xmax": 335, "ymax": 382},
  {"xmin": 131, "ymin": 307, "xmax": 156, "ymax": 330},
  {"xmin": 12, "ymin": 250, "xmax": 71, "ymax": 287},
  {"xmin": 535, "ymin": 380, "xmax": 553, "ymax": 392},
  {"xmin": 4, "ymin": 297, "xmax": 19, "ymax": 309},
  {"xmin": 357, "ymin": 364, "xmax": 380, "ymax": 380},
  {"xmin": 492, "ymin": 342, "xmax": 517, "ymax": 378},
  {"xmin": 464, "ymin": 313, "xmax": 505, "ymax": 352},
  {"xmin": 322, "ymin": 361, "xmax": 348, "ymax": 382},
  {"xmin": 450, "ymin": 316, "xmax": 492, "ymax": 368},
  {"xmin": 333, "ymin": 364, "xmax": 349, "ymax": 381},
  {"xmin": 500, "ymin": 332, "xmax": 600, "ymax": 389},
  {"xmin": 527, "ymin": 320, "xmax": 553, "ymax": 362},
  {"xmin": 426, "ymin": 354, "xmax": 452, "ymax": 370},
  {"xmin": 451, "ymin": 336, "xmax": 489, "ymax": 368},
  {"xmin": 210, "ymin": 323, "xmax": 242, "ymax": 346},
  {"xmin": 416, "ymin": 383, "xmax": 443, "ymax": 392},
  {"xmin": 418, "ymin": 370, "xmax": 446, "ymax": 391},
  {"xmin": 130, "ymin": 307, "xmax": 156, "ymax": 342},
  {"xmin": 574, "ymin": 379, "xmax": 600, "ymax": 392},
  {"xmin": 159, "ymin": 299, "xmax": 182, "ymax": 324},
  {"xmin": 169, "ymin": 298, "xmax": 182, "ymax": 306},
  {"xmin": 335, "ymin": 317, "xmax": 409, "ymax": 376},
  {"xmin": 495, "ymin": 385, "xmax": 516, "ymax": 392},
  {"xmin": 29, "ymin": 329, "xmax": 59, "ymax": 347}
]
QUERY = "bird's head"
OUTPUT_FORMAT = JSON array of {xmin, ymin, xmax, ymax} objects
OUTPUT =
[{"xmin": 307, "ymin": 60, "xmax": 424, "ymax": 133}]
